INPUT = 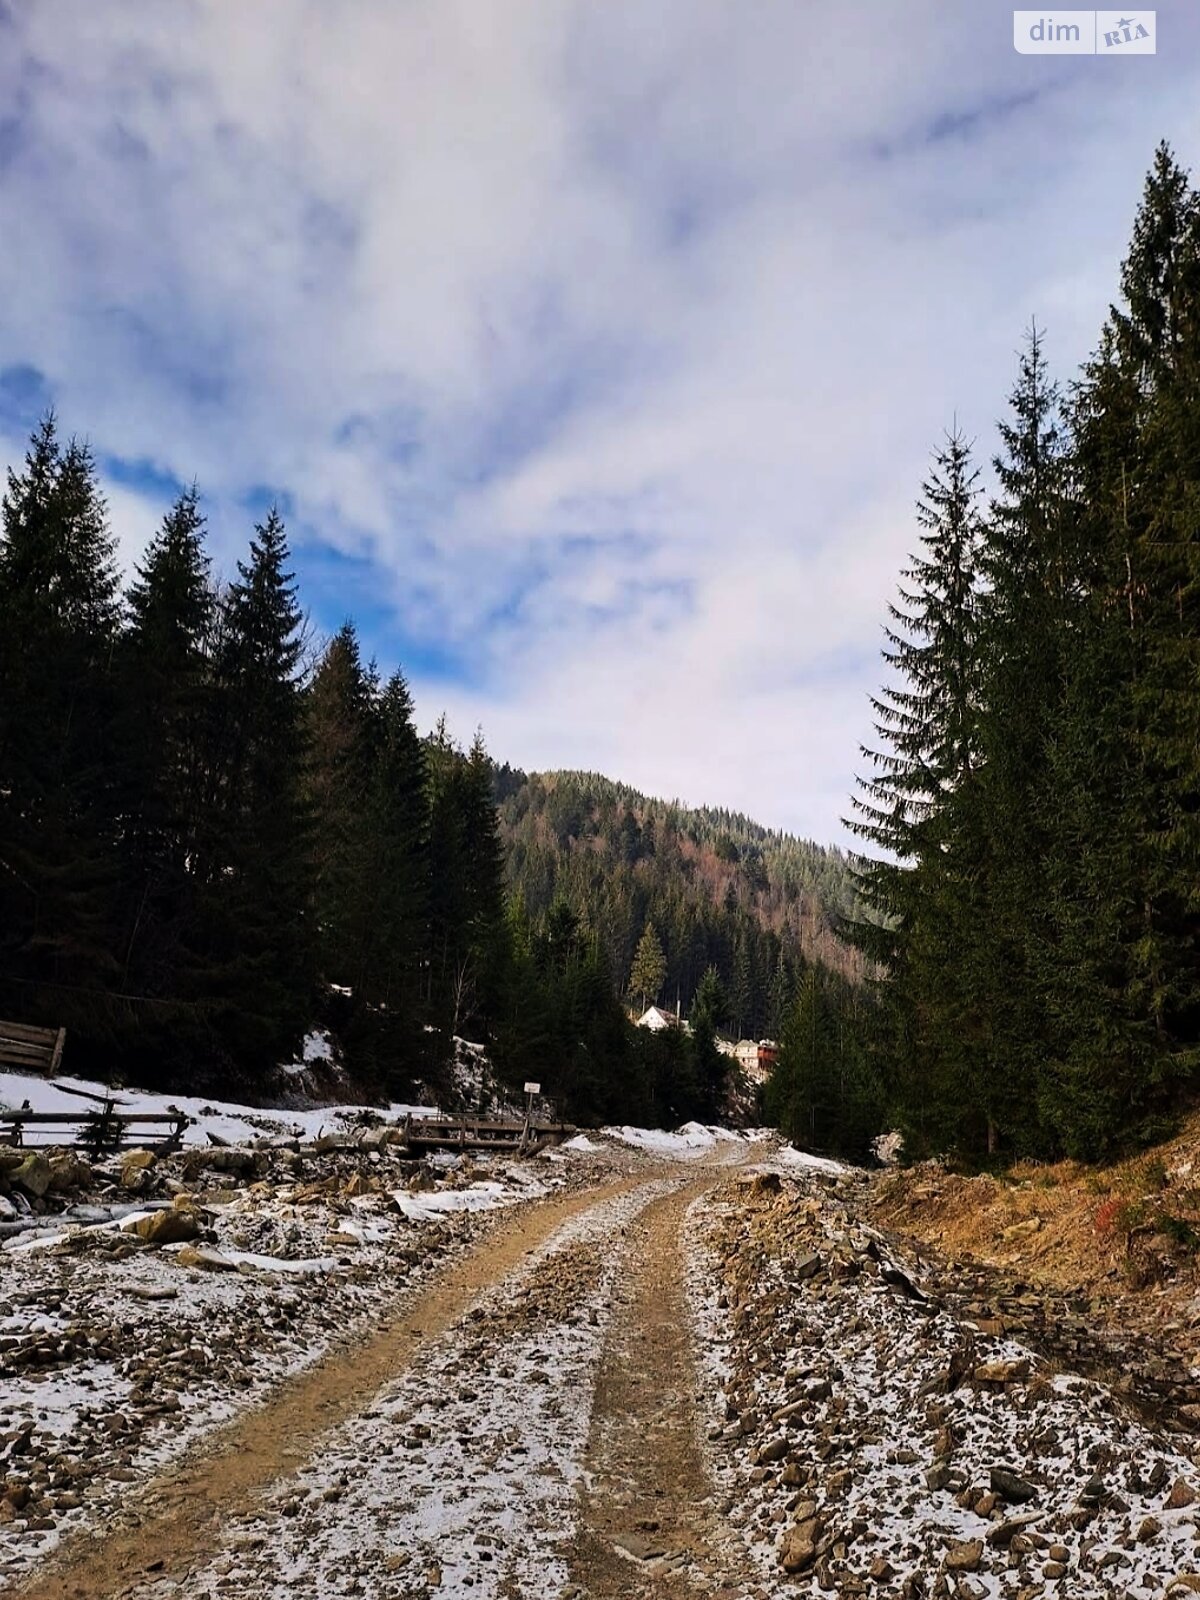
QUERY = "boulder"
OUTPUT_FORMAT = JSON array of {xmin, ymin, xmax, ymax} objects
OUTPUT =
[
  {"xmin": 990, "ymin": 1466, "xmax": 1039, "ymax": 1503},
  {"xmin": 12, "ymin": 1152, "xmax": 51, "ymax": 1198},
  {"xmin": 780, "ymin": 1520, "xmax": 820, "ymax": 1573},
  {"xmin": 945, "ymin": 1539, "xmax": 983, "ymax": 1573},
  {"xmin": 120, "ymin": 1150, "xmax": 156, "ymax": 1190},
  {"xmin": 129, "ymin": 1208, "xmax": 200, "ymax": 1246},
  {"xmin": 47, "ymin": 1152, "xmax": 92, "ymax": 1192},
  {"xmin": 176, "ymin": 1244, "xmax": 238, "ymax": 1271}
]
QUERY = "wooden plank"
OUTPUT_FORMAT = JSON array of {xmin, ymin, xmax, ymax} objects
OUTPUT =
[
  {"xmin": 43, "ymin": 1080, "xmax": 121, "ymax": 1107},
  {"xmin": 0, "ymin": 1111, "xmax": 92, "ymax": 1124},
  {"xmin": 0, "ymin": 1021, "xmax": 60, "ymax": 1045},
  {"xmin": 49, "ymin": 1027, "xmax": 66, "ymax": 1077},
  {"xmin": 0, "ymin": 1040, "xmax": 58, "ymax": 1065}
]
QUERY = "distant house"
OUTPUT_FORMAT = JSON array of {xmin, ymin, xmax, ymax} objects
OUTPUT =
[
  {"xmin": 636, "ymin": 1005, "xmax": 690, "ymax": 1034},
  {"xmin": 735, "ymin": 1039, "xmax": 780, "ymax": 1080}
]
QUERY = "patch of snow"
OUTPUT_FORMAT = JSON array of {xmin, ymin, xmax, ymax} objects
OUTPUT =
[
  {"xmin": 391, "ymin": 1180, "xmax": 533, "ymax": 1225},
  {"xmin": 771, "ymin": 1143, "xmax": 849, "ymax": 1177},
  {"xmin": 604, "ymin": 1123, "xmax": 747, "ymax": 1160},
  {"xmin": 164, "ymin": 1245, "xmax": 341, "ymax": 1275},
  {"xmin": 562, "ymin": 1134, "xmax": 602, "ymax": 1152},
  {"xmin": 0, "ymin": 1068, "xmax": 439, "ymax": 1148}
]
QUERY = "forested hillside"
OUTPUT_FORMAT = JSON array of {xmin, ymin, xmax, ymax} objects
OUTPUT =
[
  {"xmin": 0, "ymin": 427, "xmax": 871, "ymax": 1135},
  {"xmin": 0, "ymin": 437, "xmax": 516, "ymax": 1103},
  {"xmin": 847, "ymin": 145, "xmax": 1200, "ymax": 1166},
  {"xmin": 496, "ymin": 768, "xmax": 865, "ymax": 1036}
]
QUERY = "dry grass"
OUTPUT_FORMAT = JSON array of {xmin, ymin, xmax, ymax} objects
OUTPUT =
[{"xmin": 873, "ymin": 1110, "xmax": 1200, "ymax": 1302}]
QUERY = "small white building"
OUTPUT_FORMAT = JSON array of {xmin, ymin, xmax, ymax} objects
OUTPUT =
[{"xmin": 636, "ymin": 1005, "xmax": 690, "ymax": 1034}]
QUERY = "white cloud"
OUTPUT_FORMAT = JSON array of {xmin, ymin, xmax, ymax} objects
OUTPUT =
[{"xmin": 1, "ymin": 0, "xmax": 1199, "ymax": 838}]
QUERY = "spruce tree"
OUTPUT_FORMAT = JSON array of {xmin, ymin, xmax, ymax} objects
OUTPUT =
[
  {"xmin": 1036, "ymin": 146, "xmax": 1200, "ymax": 1155},
  {"xmin": 119, "ymin": 487, "xmax": 216, "ymax": 997},
  {"xmin": 0, "ymin": 420, "xmax": 121, "ymax": 995},
  {"xmin": 971, "ymin": 327, "xmax": 1070, "ymax": 1151},
  {"xmin": 847, "ymin": 429, "xmax": 985, "ymax": 1153},
  {"xmin": 629, "ymin": 921, "xmax": 667, "ymax": 1012},
  {"xmin": 198, "ymin": 508, "xmax": 314, "ymax": 1078},
  {"xmin": 306, "ymin": 623, "xmax": 374, "ymax": 983},
  {"xmin": 356, "ymin": 670, "xmax": 427, "ymax": 1015}
]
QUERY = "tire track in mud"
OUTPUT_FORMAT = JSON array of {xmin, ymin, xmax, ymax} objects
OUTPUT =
[
  {"xmin": 569, "ymin": 1177, "xmax": 752, "ymax": 1599},
  {"xmin": 8, "ymin": 1172, "xmax": 658, "ymax": 1600}
]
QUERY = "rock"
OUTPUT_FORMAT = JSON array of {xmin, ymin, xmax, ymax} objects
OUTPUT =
[
  {"xmin": 794, "ymin": 1251, "xmax": 822, "ymax": 1281},
  {"xmin": 780, "ymin": 1520, "xmax": 819, "ymax": 1573},
  {"xmin": 987, "ymin": 1514, "xmax": 1042, "ymax": 1548},
  {"xmin": 973, "ymin": 1358, "xmax": 1030, "ymax": 1384},
  {"xmin": 12, "ymin": 1153, "xmax": 51, "ymax": 1198},
  {"xmin": 1137, "ymin": 1514, "xmax": 1161, "ymax": 1543},
  {"xmin": 1166, "ymin": 1477, "xmax": 1197, "ymax": 1509},
  {"xmin": 868, "ymin": 1556, "xmax": 895, "ymax": 1581},
  {"xmin": 614, "ymin": 1533, "xmax": 667, "ymax": 1561},
  {"xmin": 989, "ymin": 1466, "xmax": 1039, "ymax": 1503},
  {"xmin": 756, "ymin": 1437, "xmax": 789, "ymax": 1464},
  {"xmin": 129, "ymin": 1208, "xmax": 200, "ymax": 1246},
  {"xmin": 1001, "ymin": 1217, "xmax": 1042, "ymax": 1242},
  {"xmin": 183, "ymin": 1147, "xmax": 259, "ymax": 1179},
  {"xmin": 175, "ymin": 1244, "xmax": 237, "ymax": 1271},
  {"xmin": 47, "ymin": 1153, "xmax": 92, "ymax": 1192},
  {"xmin": 944, "ymin": 1539, "xmax": 983, "ymax": 1573}
]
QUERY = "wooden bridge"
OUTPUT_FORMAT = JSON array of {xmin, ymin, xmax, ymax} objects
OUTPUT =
[{"xmin": 399, "ymin": 1113, "xmax": 575, "ymax": 1155}]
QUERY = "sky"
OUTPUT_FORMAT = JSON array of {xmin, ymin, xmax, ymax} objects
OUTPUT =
[{"xmin": 1, "ymin": 1, "xmax": 1198, "ymax": 845}]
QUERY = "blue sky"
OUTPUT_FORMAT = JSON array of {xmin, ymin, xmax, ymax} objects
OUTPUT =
[{"xmin": 1, "ymin": 1, "xmax": 1198, "ymax": 841}]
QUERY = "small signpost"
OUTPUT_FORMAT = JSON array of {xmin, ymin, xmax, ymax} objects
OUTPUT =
[{"xmin": 520, "ymin": 1082, "xmax": 541, "ymax": 1153}]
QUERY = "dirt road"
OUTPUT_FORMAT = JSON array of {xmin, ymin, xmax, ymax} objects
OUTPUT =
[
  {"xmin": 8, "ymin": 1154, "xmax": 749, "ymax": 1600},
  {"xmin": 13, "ymin": 1144, "xmax": 1200, "ymax": 1599}
]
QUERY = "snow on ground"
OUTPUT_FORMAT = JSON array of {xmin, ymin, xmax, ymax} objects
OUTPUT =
[
  {"xmin": 0, "ymin": 1068, "xmax": 438, "ymax": 1147},
  {"xmin": 685, "ymin": 1173, "xmax": 1200, "ymax": 1598},
  {"xmin": 0, "ymin": 1136, "xmax": 610, "ymax": 1587},
  {"xmin": 391, "ymin": 1179, "xmax": 537, "ymax": 1224},
  {"xmin": 769, "ymin": 1143, "xmax": 849, "ymax": 1177},
  {"xmin": 123, "ymin": 1179, "xmax": 678, "ymax": 1600},
  {"xmin": 603, "ymin": 1121, "xmax": 748, "ymax": 1159}
]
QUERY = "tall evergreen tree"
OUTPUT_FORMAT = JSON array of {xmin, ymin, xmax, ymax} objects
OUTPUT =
[
  {"xmin": 1035, "ymin": 146, "xmax": 1200, "ymax": 1155},
  {"xmin": 197, "ymin": 508, "xmax": 314, "ymax": 1079},
  {"xmin": 970, "ymin": 327, "xmax": 1071, "ymax": 1151},
  {"xmin": 356, "ymin": 670, "xmax": 427, "ymax": 1014},
  {"xmin": 118, "ymin": 487, "xmax": 216, "ymax": 996},
  {"xmin": 0, "ymin": 420, "xmax": 121, "ymax": 998},
  {"xmin": 847, "ymin": 428, "xmax": 985, "ymax": 1153},
  {"xmin": 629, "ymin": 920, "xmax": 667, "ymax": 1012},
  {"xmin": 306, "ymin": 623, "xmax": 374, "ymax": 982}
]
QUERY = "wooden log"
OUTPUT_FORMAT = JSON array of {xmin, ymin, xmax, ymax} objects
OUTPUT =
[{"xmin": 0, "ymin": 1021, "xmax": 60, "ymax": 1045}]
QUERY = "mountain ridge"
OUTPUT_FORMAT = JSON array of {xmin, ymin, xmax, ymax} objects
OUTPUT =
[{"xmin": 494, "ymin": 765, "xmax": 865, "ymax": 1038}]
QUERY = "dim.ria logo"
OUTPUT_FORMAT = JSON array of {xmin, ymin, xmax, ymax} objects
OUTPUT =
[{"xmin": 1013, "ymin": 11, "xmax": 1156, "ymax": 53}]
